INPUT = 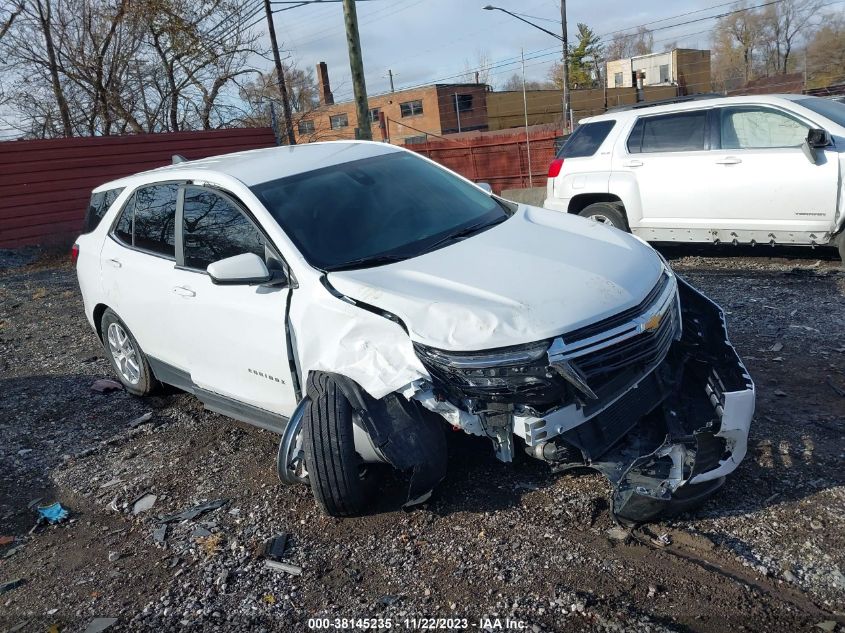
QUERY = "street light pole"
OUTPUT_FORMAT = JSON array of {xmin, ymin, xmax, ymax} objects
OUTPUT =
[
  {"xmin": 560, "ymin": 0, "xmax": 569, "ymax": 133},
  {"xmin": 482, "ymin": 5, "xmax": 569, "ymax": 135}
]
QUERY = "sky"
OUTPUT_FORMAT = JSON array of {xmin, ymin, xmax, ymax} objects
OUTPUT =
[{"xmin": 269, "ymin": 0, "xmax": 729, "ymax": 102}]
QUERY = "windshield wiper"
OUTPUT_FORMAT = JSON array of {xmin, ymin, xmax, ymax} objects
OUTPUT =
[
  {"xmin": 327, "ymin": 253, "xmax": 409, "ymax": 271},
  {"xmin": 426, "ymin": 215, "xmax": 508, "ymax": 250}
]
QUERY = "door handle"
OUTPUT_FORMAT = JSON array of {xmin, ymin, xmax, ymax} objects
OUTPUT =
[
  {"xmin": 716, "ymin": 157, "xmax": 742, "ymax": 165},
  {"xmin": 172, "ymin": 286, "xmax": 196, "ymax": 298},
  {"xmin": 622, "ymin": 159, "xmax": 643, "ymax": 168},
  {"xmin": 108, "ymin": 258, "xmax": 122, "ymax": 268}
]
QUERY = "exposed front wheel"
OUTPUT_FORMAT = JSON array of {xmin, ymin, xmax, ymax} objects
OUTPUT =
[
  {"xmin": 579, "ymin": 202, "xmax": 629, "ymax": 232},
  {"xmin": 302, "ymin": 372, "xmax": 377, "ymax": 516},
  {"xmin": 100, "ymin": 309, "xmax": 157, "ymax": 396}
]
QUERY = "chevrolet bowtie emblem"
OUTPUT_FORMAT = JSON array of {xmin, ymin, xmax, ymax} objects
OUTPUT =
[{"xmin": 643, "ymin": 313, "xmax": 662, "ymax": 332}]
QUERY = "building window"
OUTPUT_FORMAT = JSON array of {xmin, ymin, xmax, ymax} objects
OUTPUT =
[
  {"xmin": 614, "ymin": 72, "xmax": 623, "ymax": 87},
  {"xmin": 297, "ymin": 120, "xmax": 315, "ymax": 134},
  {"xmin": 369, "ymin": 107, "xmax": 380, "ymax": 123},
  {"xmin": 400, "ymin": 100, "xmax": 423, "ymax": 117},
  {"xmin": 329, "ymin": 113, "xmax": 348, "ymax": 130},
  {"xmin": 659, "ymin": 64, "xmax": 670, "ymax": 83},
  {"xmin": 455, "ymin": 94, "xmax": 473, "ymax": 112},
  {"xmin": 403, "ymin": 135, "xmax": 427, "ymax": 145}
]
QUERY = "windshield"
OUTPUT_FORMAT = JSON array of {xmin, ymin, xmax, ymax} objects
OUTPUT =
[
  {"xmin": 796, "ymin": 97, "xmax": 845, "ymax": 128},
  {"xmin": 251, "ymin": 151, "xmax": 507, "ymax": 271}
]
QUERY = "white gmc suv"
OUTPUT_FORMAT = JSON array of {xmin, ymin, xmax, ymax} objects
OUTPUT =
[
  {"xmin": 543, "ymin": 94, "xmax": 845, "ymax": 261},
  {"xmin": 74, "ymin": 141, "xmax": 754, "ymax": 524}
]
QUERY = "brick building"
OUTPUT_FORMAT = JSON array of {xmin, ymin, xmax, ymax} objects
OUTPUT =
[{"xmin": 294, "ymin": 62, "xmax": 489, "ymax": 144}]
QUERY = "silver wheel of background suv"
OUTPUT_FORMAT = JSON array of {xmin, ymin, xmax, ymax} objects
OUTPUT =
[{"xmin": 107, "ymin": 322, "xmax": 141, "ymax": 385}]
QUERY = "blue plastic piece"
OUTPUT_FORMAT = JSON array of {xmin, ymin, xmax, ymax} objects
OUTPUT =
[{"xmin": 37, "ymin": 502, "xmax": 69, "ymax": 523}]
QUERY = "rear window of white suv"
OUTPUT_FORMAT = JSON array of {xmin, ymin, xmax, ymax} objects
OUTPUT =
[{"xmin": 557, "ymin": 120, "xmax": 616, "ymax": 158}]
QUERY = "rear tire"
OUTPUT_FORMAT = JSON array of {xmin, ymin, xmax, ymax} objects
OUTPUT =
[
  {"xmin": 100, "ymin": 308, "xmax": 157, "ymax": 397},
  {"xmin": 578, "ymin": 202, "xmax": 629, "ymax": 232},
  {"xmin": 302, "ymin": 372, "xmax": 376, "ymax": 516}
]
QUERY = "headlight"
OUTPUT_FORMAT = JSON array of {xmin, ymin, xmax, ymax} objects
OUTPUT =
[{"xmin": 414, "ymin": 341, "xmax": 568, "ymax": 408}]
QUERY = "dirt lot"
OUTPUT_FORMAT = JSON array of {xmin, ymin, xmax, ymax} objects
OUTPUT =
[{"xmin": 1, "ymin": 248, "xmax": 844, "ymax": 633}]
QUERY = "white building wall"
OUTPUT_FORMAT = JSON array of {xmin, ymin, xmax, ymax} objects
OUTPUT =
[{"xmin": 632, "ymin": 52, "xmax": 674, "ymax": 86}]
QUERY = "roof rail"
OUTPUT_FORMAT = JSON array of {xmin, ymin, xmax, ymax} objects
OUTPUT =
[{"xmin": 606, "ymin": 93, "xmax": 723, "ymax": 113}]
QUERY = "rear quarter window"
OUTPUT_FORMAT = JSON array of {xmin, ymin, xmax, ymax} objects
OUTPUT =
[
  {"xmin": 83, "ymin": 188, "xmax": 124, "ymax": 233},
  {"xmin": 557, "ymin": 120, "xmax": 616, "ymax": 158},
  {"xmin": 627, "ymin": 110, "xmax": 708, "ymax": 153}
]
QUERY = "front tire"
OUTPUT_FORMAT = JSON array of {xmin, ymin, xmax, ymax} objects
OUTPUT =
[
  {"xmin": 579, "ymin": 202, "xmax": 629, "ymax": 231},
  {"xmin": 302, "ymin": 373, "xmax": 376, "ymax": 516},
  {"xmin": 100, "ymin": 309, "xmax": 157, "ymax": 396}
]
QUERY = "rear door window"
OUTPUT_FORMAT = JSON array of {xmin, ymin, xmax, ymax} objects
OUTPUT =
[
  {"xmin": 182, "ymin": 187, "xmax": 267, "ymax": 270},
  {"xmin": 558, "ymin": 120, "xmax": 616, "ymax": 158},
  {"xmin": 83, "ymin": 188, "xmax": 124, "ymax": 233},
  {"xmin": 627, "ymin": 110, "xmax": 708, "ymax": 153},
  {"xmin": 132, "ymin": 184, "xmax": 178, "ymax": 258}
]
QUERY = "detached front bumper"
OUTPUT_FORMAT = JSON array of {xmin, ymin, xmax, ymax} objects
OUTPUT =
[{"xmin": 513, "ymin": 277, "xmax": 755, "ymax": 523}]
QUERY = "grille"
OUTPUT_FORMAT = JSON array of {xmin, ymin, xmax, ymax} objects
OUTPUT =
[{"xmin": 572, "ymin": 294, "xmax": 679, "ymax": 391}]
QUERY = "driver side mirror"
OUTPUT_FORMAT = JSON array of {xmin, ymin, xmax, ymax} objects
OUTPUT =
[
  {"xmin": 807, "ymin": 128, "xmax": 831, "ymax": 148},
  {"xmin": 801, "ymin": 128, "xmax": 831, "ymax": 165},
  {"xmin": 477, "ymin": 182, "xmax": 493, "ymax": 194},
  {"xmin": 207, "ymin": 253, "xmax": 272, "ymax": 285}
]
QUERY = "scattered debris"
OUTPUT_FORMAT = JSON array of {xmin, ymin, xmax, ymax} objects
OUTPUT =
[
  {"xmin": 153, "ymin": 525, "xmax": 167, "ymax": 544},
  {"xmin": 190, "ymin": 527, "xmax": 212, "ymax": 540},
  {"xmin": 773, "ymin": 389, "xmax": 788, "ymax": 397},
  {"xmin": 264, "ymin": 560, "xmax": 302, "ymax": 576},
  {"xmin": 91, "ymin": 379, "xmax": 123, "ymax": 393},
  {"xmin": 652, "ymin": 533, "xmax": 672, "ymax": 548},
  {"xmin": 264, "ymin": 533, "xmax": 289, "ymax": 560},
  {"xmin": 131, "ymin": 493, "xmax": 157, "ymax": 515},
  {"xmin": 83, "ymin": 617, "xmax": 118, "ymax": 633},
  {"xmin": 815, "ymin": 621, "xmax": 837, "ymax": 632},
  {"xmin": 0, "ymin": 536, "xmax": 14, "ymax": 546},
  {"xmin": 158, "ymin": 498, "xmax": 228, "ymax": 524},
  {"xmin": 107, "ymin": 551, "xmax": 120, "ymax": 563},
  {"xmin": 769, "ymin": 342, "xmax": 784, "ymax": 352},
  {"xmin": 3, "ymin": 545, "xmax": 23, "ymax": 559},
  {"xmin": 647, "ymin": 585, "xmax": 658, "ymax": 598},
  {"xmin": 128, "ymin": 412, "xmax": 154, "ymax": 428},
  {"xmin": 17, "ymin": 449, "xmax": 32, "ymax": 457},
  {"xmin": 197, "ymin": 533, "xmax": 224, "ymax": 555},
  {"xmin": 377, "ymin": 595, "xmax": 401, "ymax": 607},
  {"xmin": 0, "ymin": 578, "xmax": 25, "ymax": 595},
  {"xmin": 263, "ymin": 593, "xmax": 276, "ymax": 604},
  {"xmin": 37, "ymin": 502, "xmax": 69, "ymax": 524},
  {"xmin": 606, "ymin": 526, "xmax": 629, "ymax": 542},
  {"xmin": 98, "ymin": 478, "xmax": 122, "ymax": 489}
]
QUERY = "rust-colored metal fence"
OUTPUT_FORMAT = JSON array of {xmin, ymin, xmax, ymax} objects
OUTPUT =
[
  {"xmin": 407, "ymin": 127, "xmax": 560, "ymax": 194},
  {"xmin": 0, "ymin": 128, "xmax": 277, "ymax": 248}
]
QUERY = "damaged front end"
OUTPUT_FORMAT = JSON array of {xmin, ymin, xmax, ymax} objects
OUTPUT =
[{"xmin": 411, "ymin": 271, "xmax": 754, "ymax": 524}]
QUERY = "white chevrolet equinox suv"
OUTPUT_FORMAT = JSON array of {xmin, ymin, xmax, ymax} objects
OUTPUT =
[
  {"xmin": 543, "ymin": 94, "xmax": 845, "ymax": 261},
  {"xmin": 74, "ymin": 141, "xmax": 755, "ymax": 523}
]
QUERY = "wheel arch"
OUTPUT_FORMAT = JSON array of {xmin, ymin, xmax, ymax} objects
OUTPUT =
[
  {"xmin": 568, "ymin": 193, "xmax": 625, "ymax": 215},
  {"xmin": 93, "ymin": 303, "xmax": 110, "ymax": 341}
]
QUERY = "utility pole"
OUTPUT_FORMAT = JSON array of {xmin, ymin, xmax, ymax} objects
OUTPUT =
[
  {"xmin": 521, "ymin": 49, "xmax": 532, "ymax": 188},
  {"xmin": 388, "ymin": 68, "xmax": 395, "ymax": 92},
  {"xmin": 342, "ymin": 0, "xmax": 372, "ymax": 140},
  {"xmin": 560, "ymin": 0, "xmax": 569, "ymax": 134},
  {"xmin": 263, "ymin": 0, "xmax": 296, "ymax": 144}
]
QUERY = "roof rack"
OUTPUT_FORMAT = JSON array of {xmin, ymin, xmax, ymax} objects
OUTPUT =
[{"xmin": 606, "ymin": 93, "xmax": 723, "ymax": 113}]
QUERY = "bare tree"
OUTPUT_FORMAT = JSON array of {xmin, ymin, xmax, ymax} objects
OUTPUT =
[
  {"xmin": 0, "ymin": 0, "xmax": 265, "ymax": 138},
  {"xmin": 0, "ymin": 1, "xmax": 23, "ymax": 40},
  {"xmin": 760, "ymin": 0, "xmax": 822, "ymax": 74},
  {"xmin": 605, "ymin": 27, "xmax": 654, "ymax": 61}
]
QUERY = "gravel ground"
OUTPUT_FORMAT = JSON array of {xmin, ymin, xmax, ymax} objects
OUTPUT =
[{"xmin": 1, "ymin": 247, "xmax": 844, "ymax": 633}]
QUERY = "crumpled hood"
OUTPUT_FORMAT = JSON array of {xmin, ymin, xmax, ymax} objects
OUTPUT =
[{"xmin": 327, "ymin": 206, "xmax": 664, "ymax": 351}]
